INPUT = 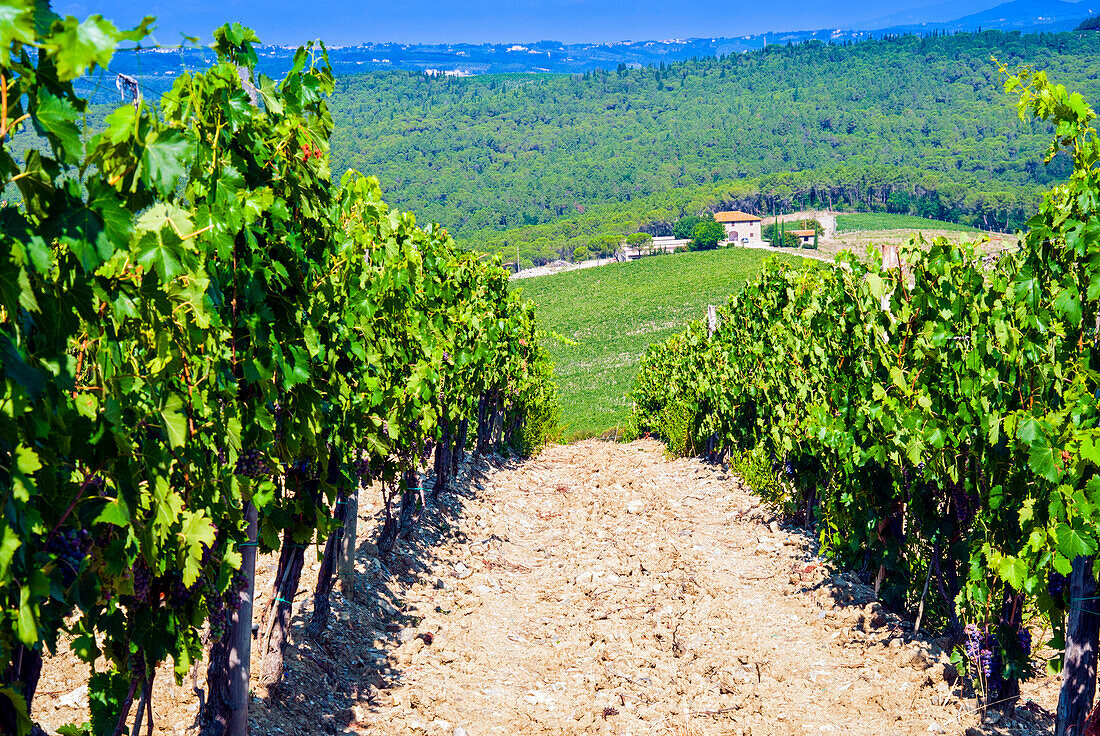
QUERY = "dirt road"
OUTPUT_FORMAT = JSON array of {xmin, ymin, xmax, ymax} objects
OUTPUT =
[
  {"xmin": 268, "ymin": 440, "xmax": 1059, "ymax": 736},
  {"xmin": 34, "ymin": 440, "xmax": 1060, "ymax": 736}
]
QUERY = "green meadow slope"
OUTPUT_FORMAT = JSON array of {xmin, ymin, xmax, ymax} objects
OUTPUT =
[
  {"xmin": 514, "ymin": 248, "xmax": 801, "ymax": 440},
  {"xmin": 834, "ymin": 213, "xmax": 981, "ymax": 233}
]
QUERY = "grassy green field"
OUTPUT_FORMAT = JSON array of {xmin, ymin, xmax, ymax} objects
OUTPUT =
[
  {"xmin": 513, "ymin": 249, "xmax": 799, "ymax": 441},
  {"xmin": 835, "ymin": 213, "xmax": 980, "ymax": 233}
]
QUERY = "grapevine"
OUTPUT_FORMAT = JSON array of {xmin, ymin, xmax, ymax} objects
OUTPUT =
[
  {"xmin": 0, "ymin": 4, "xmax": 559, "ymax": 734},
  {"xmin": 626, "ymin": 68, "xmax": 1100, "ymax": 729}
]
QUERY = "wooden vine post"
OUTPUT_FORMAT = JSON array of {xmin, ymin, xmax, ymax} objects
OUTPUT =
[
  {"xmin": 337, "ymin": 482, "xmax": 360, "ymax": 598},
  {"xmin": 229, "ymin": 502, "xmax": 258, "ymax": 736},
  {"xmin": 1057, "ymin": 556, "xmax": 1100, "ymax": 736}
]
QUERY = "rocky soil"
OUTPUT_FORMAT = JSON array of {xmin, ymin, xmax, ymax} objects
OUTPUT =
[{"xmin": 33, "ymin": 440, "xmax": 1063, "ymax": 736}]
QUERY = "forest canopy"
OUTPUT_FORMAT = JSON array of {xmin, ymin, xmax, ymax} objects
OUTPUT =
[{"xmin": 326, "ymin": 31, "xmax": 1100, "ymax": 266}]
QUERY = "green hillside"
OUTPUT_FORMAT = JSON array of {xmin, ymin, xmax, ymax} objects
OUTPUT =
[
  {"xmin": 514, "ymin": 248, "xmax": 800, "ymax": 440},
  {"xmin": 835, "ymin": 213, "xmax": 981, "ymax": 233},
  {"xmin": 329, "ymin": 31, "xmax": 1100, "ymax": 265}
]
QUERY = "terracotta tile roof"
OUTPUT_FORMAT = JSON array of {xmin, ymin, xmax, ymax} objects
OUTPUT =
[
  {"xmin": 790, "ymin": 230, "xmax": 816, "ymax": 236},
  {"xmin": 714, "ymin": 210, "xmax": 762, "ymax": 223}
]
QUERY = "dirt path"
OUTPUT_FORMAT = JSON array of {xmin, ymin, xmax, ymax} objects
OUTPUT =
[
  {"xmin": 34, "ymin": 440, "xmax": 1061, "ymax": 736},
  {"xmin": 291, "ymin": 440, "xmax": 1051, "ymax": 736}
]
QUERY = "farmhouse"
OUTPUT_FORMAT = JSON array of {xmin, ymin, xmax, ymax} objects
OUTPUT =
[
  {"xmin": 790, "ymin": 229, "xmax": 816, "ymax": 245},
  {"xmin": 714, "ymin": 211, "xmax": 762, "ymax": 244}
]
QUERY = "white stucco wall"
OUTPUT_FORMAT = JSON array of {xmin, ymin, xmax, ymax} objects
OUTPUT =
[{"xmin": 722, "ymin": 221, "xmax": 761, "ymax": 243}]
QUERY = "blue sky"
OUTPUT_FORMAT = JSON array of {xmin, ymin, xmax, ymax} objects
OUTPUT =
[{"xmin": 62, "ymin": 0, "xmax": 975, "ymax": 46}]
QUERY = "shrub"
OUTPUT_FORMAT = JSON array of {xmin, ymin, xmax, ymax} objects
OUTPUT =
[{"xmin": 690, "ymin": 220, "xmax": 725, "ymax": 250}]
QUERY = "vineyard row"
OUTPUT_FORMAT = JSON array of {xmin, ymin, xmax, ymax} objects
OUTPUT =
[
  {"xmin": 0, "ymin": 6, "xmax": 559, "ymax": 735},
  {"xmin": 627, "ymin": 69, "xmax": 1100, "ymax": 735}
]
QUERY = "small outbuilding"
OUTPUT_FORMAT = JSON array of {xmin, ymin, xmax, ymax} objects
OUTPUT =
[{"xmin": 789, "ymin": 229, "xmax": 816, "ymax": 246}]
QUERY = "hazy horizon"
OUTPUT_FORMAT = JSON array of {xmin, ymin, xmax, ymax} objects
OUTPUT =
[{"xmin": 69, "ymin": 0, "xmax": 1020, "ymax": 47}]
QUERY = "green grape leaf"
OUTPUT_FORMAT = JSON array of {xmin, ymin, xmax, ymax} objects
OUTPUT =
[
  {"xmin": 0, "ymin": 687, "xmax": 30, "ymax": 734},
  {"xmin": 135, "ymin": 213, "xmax": 184, "ymax": 283},
  {"xmin": 1016, "ymin": 415, "xmax": 1041, "ymax": 444},
  {"xmin": 16, "ymin": 585, "xmax": 37, "ymax": 644},
  {"xmin": 1081, "ymin": 434, "xmax": 1100, "ymax": 465},
  {"xmin": 1027, "ymin": 437, "xmax": 1059, "ymax": 483},
  {"xmin": 141, "ymin": 130, "xmax": 193, "ymax": 196},
  {"xmin": 1056, "ymin": 524, "xmax": 1094, "ymax": 561},
  {"xmin": 116, "ymin": 15, "xmax": 155, "ymax": 43},
  {"xmin": 0, "ymin": 336, "xmax": 44, "ymax": 399},
  {"xmin": 0, "ymin": 526, "xmax": 21, "ymax": 581},
  {"xmin": 68, "ymin": 633, "xmax": 99, "ymax": 662},
  {"xmin": 180, "ymin": 511, "xmax": 217, "ymax": 586},
  {"xmin": 32, "ymin": 91, "xmax": 83, "ymax": 164},
  {"xmin": 88, "ymin": 184, "xmax": 134, "ymax": 247},
  {"xmin": 159, "ymin": 393, "xmax": 188, "ymax": 448},
  {"xmin": 94, "ymin": 497, "xmax": 130, "ymax": 527},
  {"xmin": 996, "ymin": 555, "xmax": 1028, "ymax": 592},
  {"xmin": 50, "ymin": 15, "xmax": 120, "ymax": 80},
  {"xmin": 0, "ymin": 0, "xmax": 34, "ymax": 64},
  {"xmin": 15, "ymin": 443, "xmax": 40, "ymax": 474},
  {"xmin": 250, "ymin": 480, "xmax": 277, "ymax": 512}
]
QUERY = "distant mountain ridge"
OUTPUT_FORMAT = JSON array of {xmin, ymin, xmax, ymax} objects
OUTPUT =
[
  {"xmin": 93, "ymin": 0, "xmax": 1099, "ymax": 84},
  {"xmin": 851, "ymin": 0, "xmax": 1008, "ymax": 29},
  {"xmin": 875, "ymin": 0, "xmax": 1095, "ymax": 34}
]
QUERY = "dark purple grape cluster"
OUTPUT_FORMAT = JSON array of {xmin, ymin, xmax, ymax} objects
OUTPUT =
[
  {"xmin": 234, "ymin": 449, "xmax": 267, "ymax": 479},
  {"xmin": 171, "ymin": 576, "xmax": 196, "ymax": 607},
  {"xmin": 1017, "ymin": 628, "xmax": 1032, "ymax": 656},
  {"xmin": 964, "ymin": 622, "xmax": 1003, "ymax": 694},
  {"xmin": 200, "ymin": 541, "xmax": 217, "ymax": 568},
  {"xmin": 132, "ymin": 562, "xmax": 152, "ymax": 601},
  {"xmin": 206, "ymin": 568, "xmax": 249, "ymax": 641},
  {"xmin": 273, "ymin": 401, "xmax": 286, "ymax": 443},
  {"xmin": 1048, "ymin": 571, "xmax": 1070, "ymax": 599},
  {"xmin": 783, "ymin": 459, "xmax": 795, "ymax": 478},
  {"xmin": 979, "ymin": 648, "xmax": 994, "ymax": 676},
  {"xmin": 964, "ymin": 623, "xmax": 982, "ymax": 661},
  {"xmin": 47, "ymin": 528, "xmax": 92, "ymax": 584},
  {"xmin": 352, "ymin": 457, "xmax": 371, "ymax": 480},
  {"xmin": 288, "ymin": 457, "xmax": 320, "ymax": 481},
  {"xmin": 951, "ymin": 482, "xmax": 974, "ymax": 526},
  {"xmin": 208, "ymin": 603, "xmax": 230, "ymax": 641},
  {"xmin": 442, "ymin": 350, "xmax": 451, "ymax": 362}
]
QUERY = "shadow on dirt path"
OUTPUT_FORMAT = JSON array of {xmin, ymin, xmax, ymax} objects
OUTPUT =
[
  {"xmin": 31, "ymin": 441, "xmax": 1063, "ymax": 736},
  {"xmin": 252, "ymin": 439, "xmax": 1061, "ymax": 736}
]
